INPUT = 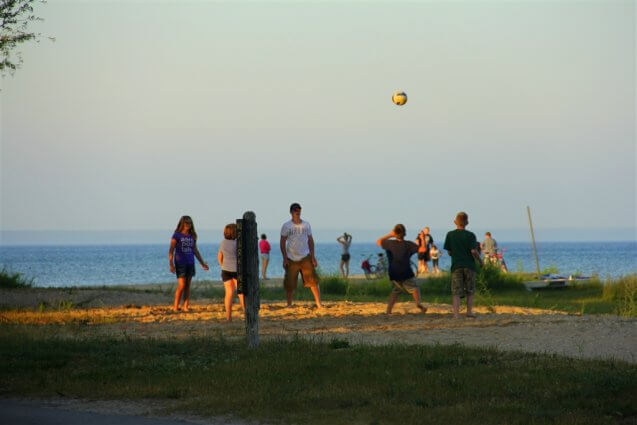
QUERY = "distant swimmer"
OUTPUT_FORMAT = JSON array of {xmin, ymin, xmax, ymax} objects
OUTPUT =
[
  {"xmin": 416, "ymin": 227, "xmax": 434, "ymax": 275},
  {"xmin": 169, "ymin": 216, "xmax": 209, "ymax": 312},
  {"xmin": 337, "ymin": 232, "xmax": 352, "ymax": 278}
]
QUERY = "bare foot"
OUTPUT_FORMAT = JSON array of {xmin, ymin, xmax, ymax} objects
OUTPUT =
[
  {"xmin": 417, "ymin": 304, "xmax": 427, "ymax": 314},
  {"xmin": 172, "ymin": 307, "xmax": 181, "ymax": 312}
]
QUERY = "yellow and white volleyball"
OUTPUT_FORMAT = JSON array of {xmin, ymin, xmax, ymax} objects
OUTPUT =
[{"xmin": 392, "ymin": 91, "xmax": 408, "ymax": 106}]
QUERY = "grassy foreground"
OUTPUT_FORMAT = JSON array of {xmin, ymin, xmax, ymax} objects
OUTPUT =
[{"xmin": 1, "ymin": 328, "xmax": 636, "ymax": 425}]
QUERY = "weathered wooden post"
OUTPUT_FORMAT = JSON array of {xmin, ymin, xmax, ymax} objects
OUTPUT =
[{"xmin": 236, "ymin": 211, "xmax": 260, "ymax": 348}]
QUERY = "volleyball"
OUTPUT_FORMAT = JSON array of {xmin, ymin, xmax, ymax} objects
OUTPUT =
[{"xmin": 392, "ymin": 91, "xmax": 407, "ymax": 106}]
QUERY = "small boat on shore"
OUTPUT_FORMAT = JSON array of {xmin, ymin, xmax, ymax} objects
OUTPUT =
[
  {"xmin": 524, "ymin": 274, "xmax": 592, "ymax": 291},
  {"xmin": 524, "ymin": 274, "xmax": 568, "ymax": 291}
]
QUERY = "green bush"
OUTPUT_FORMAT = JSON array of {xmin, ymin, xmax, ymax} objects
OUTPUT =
[
  {"xmin": 602, "ymin": 274, "xmax": 637, "ymax": 317},
  {"xmin": 319, "ymin": 276, "xmax": 348, "ymax": 295},
  {"xmin": 0, "ymin": 268, "xmax": 33, "ymax": 289},
  {"xmin": 477, "ymin": 263, "xmax": 525, "ymax": 290}
]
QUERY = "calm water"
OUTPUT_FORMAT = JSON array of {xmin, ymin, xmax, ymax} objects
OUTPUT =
[{"xmin": 1, "ymin": 242, "xmax": 635, "ymax": 287}]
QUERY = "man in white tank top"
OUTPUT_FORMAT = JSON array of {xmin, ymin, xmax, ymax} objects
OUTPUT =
[{"xmin": 280, "ymin": 202, "xmax": 322, "ymax": 308}]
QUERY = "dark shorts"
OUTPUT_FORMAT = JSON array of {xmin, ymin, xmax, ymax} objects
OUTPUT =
[
  {"xmin": 341, "ymin": 253, "xmax": 351, "ymax": 262},
  {"xmin": 432, "ymin": 259, "xmax": 439, "ymax": 267},
  {"xmin": 175, "ymin": 264, "xmax": 195, "ymax": 278},
  {"xmin": 418, "ymin": 252, "xmax": 430, "ymax": 261},
  {"xmin": 221, "ymin": 270, "xmax": 238, "ymax": 282},
  {"xmin": 284, "ymin": 255, "xmax": 319, "ymax": 291},
  {"xmin": 451, "ymin": 268, "xmax": 476, "ymax": 297}
]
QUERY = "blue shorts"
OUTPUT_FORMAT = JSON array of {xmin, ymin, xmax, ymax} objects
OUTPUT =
[{"xmin": 175, "ymin": 264, "xmax": 195, "ymax": 278}]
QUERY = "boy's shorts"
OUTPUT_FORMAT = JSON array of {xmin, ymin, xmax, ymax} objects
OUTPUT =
[
  {"xmin": 451, "ymin": 268, "xmax": 476, "ymax": 297},
  {"xmin": 391, "ymin": 278, "xmax": 419, "ymax": 295},
  {"xmin": 284, "ymin": 255, "xmax": 319, "ymax": 291}
]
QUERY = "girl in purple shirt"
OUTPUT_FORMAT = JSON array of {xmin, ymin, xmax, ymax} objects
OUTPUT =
[{"xmin": 169, "ymin": 215, "xmax": 209, "ymax": 312}]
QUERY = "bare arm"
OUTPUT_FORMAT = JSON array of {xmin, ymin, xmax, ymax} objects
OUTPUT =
[
  {"xmin": 217, "ymin": 250, "xmax": 223, "ymax": 267},
  {"xmin": 169, "ymin": 239, "xmax": 177, "ymax": 273},
  {"xmin": 193, "ymin": 242, "xmax": 209, "ymax": 271},
  {"xmin": 308, "ymin": 235, "xmax": 317, "ymax": 267},
  {"xmin": 376, "ymin": 231, "xmax": 395, "ymax": 247},
  {"xmin": 280, "ymin": 235, "xmax": 288, "ymax": 268},
  {"xmin": 471, "ymin": 248, "xmax": 483, "ymax": 267}
]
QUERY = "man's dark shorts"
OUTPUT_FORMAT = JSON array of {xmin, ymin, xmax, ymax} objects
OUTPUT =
[
  {"xmin": 451, "ymin": 268, "xmax": 476, "ymax": 298},
  {"xmin": 284, "ymin": 255, "xmax": 319, "ymax": 291},
  {"xmin": 341, "ymin": 253, "xmax": 350, "ymax": 262},
  {"xmin": 418, "ymin": 252, "xmax": 430, "ymax": 261},
  {"xmin": 175, "ymin": 264, "xmax": 195, "ymax": 278}
]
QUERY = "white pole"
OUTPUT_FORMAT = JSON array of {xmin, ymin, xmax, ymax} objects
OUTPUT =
[{"xmin": 527, "ymin": 206, "xmax": 541, "ymax": 277}]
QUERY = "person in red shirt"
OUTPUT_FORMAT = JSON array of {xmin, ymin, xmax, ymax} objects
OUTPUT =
[{"xmin": 259, "ymin": 234, "xmax": 271, "ymax": 280}]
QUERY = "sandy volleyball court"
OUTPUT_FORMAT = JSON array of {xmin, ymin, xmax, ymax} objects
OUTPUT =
[{"xmin": 1, "ymin": 284, "xmax": 636, "ymax": 364}]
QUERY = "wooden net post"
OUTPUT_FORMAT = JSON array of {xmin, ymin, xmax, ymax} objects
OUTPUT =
[{"xmin": 236, "ymin": 211, "xmax": 260, "ymax": 348}]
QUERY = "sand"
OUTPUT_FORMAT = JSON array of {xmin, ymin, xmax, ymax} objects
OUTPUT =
[{"xmin": 1, "ymin": 282, "xmax": 635, "ymax": 364}]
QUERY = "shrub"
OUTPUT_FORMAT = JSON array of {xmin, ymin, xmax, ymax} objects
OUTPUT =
[
  {"xmin": 477, "ymin": 263, "xmax": 525, "ymax": 290},
  {"xmin": 0, "ymin": 268, "xmax": 33, "ymax": 289},
  {"xmin": 602, "ymin": 275, "xmax": 637, "ymax": 317},
  {"xmin": 319, "ymin": 276, "xmax": 348, "ymax": 295}
]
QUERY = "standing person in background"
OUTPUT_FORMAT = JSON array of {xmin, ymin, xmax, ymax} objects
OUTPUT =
[
  {"xmin": 430, "ymin": 244, "xmax": 442, "ymax": 274},
  {"xmin": 444, "ymin": 212, "xmax": 483, "ymax": 319},
  {"xmin": 218, "ymin": 223, "xmax": 244, "ymax": 321},
  {"xmin": 377, "ymin": 224, "xmax": 427, "ymax": 315},
  {"xmin": 169, "ymin": 216, "xmax": 209, "ymax": 312},
  {"xmin": 416, "ymin": 227, "xmax": 434, "ymax": 275},
  {"xmin": 481, "ymin": 232, "xmax": 498, "ymax": 264},
  {"xmin": 259, "ymin": 234, "xmax": 271, "ymax": 280},
  {"xmin": 337, "ymin": 232, "xmax": 352, "ymax": 278},
  {"xmin": 280, "ymin": 202, "xmax": 322, "ymax": 308}
]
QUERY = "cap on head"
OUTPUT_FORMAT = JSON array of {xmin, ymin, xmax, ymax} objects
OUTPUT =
[{"xmin": 289, "ymin": 202, "xmax": 302, "ymax": 213}]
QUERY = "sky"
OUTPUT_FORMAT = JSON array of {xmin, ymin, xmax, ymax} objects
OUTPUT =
[{"xmin": 1, "ymin": 0, "xmax": 635, "ymax": 243}]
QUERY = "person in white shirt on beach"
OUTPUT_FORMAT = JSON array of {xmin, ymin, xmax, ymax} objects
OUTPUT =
[{"xmin": 280, "ymin": 202, "xmax": 322, "ymax": 308}]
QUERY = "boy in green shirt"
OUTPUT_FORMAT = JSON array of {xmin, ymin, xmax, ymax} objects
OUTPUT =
[{"xmin": 443, "ymin": 212, "xmax": 483, "ymax": 319}]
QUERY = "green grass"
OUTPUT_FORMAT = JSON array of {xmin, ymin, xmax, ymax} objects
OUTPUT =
[
  {"xmin": 0, "ymin": 267, "xmax": 33, "ymax": 288},
  {"xmin": 0, "ymin": 328, "xmax": 635, "ymax": 424},
  {"xmin": 251, "ymin": 269, "xmax": 635, "ymax": 317}
]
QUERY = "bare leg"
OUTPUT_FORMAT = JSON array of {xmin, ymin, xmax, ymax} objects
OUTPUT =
[
  {"xmin": 466, "ymin": 294, "xmax": 475, "ymax": 317},
  {"xmin": 261, "ymin": 257, "xmax": 269, "ymax": 279},
  {"xmin": 224, "ymin": 280, "xmax": 235, "ymax": 321},
  {"xmin": 182, "ymin": 276, "xmax": 192, "ymax": 311},
  {"xmin": 344, "ymin": 261, "xmax": 349, "ymax": 278},
  {"xmin": 418, "ymin": 259, "xmax": 425, "ymax": 275},
  {"xmin": 452, "ymin": 295, "xmax": 461, "ymax": 319},
  {"xmin": 386, "ymin": 292, "xmax": 398, "ymax": 314},
  {"xmin": 310, "ymin": 285, "xmax": 322, "ymax": 308},
  {"xmin": 286, "ymin": 290, "xmax": 294, "ymax": 307},
  {"xmin": 173, "ymin": 277, "xmax": 186, "ymax": 311},
  {"xmin": 339, "ymin": 260, "xmax": 345, "ymax": 277},
  {"xmin": 411, "ymin": 289, "xmax": 427, "ymax": 314}
]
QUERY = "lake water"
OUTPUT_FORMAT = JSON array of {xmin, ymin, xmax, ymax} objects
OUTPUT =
[{"xmin": 1, "ymin": 241, "xmax": 635, "ymax": 287}]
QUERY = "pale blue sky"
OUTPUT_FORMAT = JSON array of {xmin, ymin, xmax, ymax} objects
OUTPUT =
[{"xmin": 1, "ymin": 0, "xmax": 635, "ymax": 243}]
